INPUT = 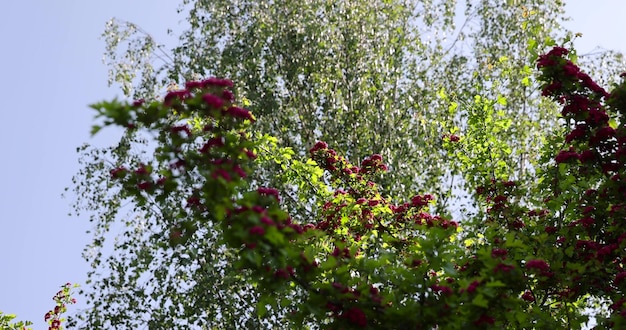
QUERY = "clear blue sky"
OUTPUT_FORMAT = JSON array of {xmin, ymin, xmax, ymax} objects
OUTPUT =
[{"xmin": 0, "ymin": 1, "xmax": 623, "ymax": 328}]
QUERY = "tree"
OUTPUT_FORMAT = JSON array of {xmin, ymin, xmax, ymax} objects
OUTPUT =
[
  {"xmin": 81, "ymin": 49, "xmax": 626, "ymax": 328},
  {"xmin": 71, "ymin": 0, "xmax": 625, "ymax": 328}
]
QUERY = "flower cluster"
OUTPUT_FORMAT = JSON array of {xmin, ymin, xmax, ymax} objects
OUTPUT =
[{"xmin": 44, "ymin": 283, "xmax": 77, "ymax": 330}]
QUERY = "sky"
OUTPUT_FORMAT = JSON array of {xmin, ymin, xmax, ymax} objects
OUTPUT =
[{"xmin": 0, "ymin": 1, "xmax": 624, "ymax": 329}]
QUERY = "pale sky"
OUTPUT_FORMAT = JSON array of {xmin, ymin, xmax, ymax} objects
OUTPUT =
[{"xmin": 0, "ymin": 1, "xmax": 624, "ymax": 328}]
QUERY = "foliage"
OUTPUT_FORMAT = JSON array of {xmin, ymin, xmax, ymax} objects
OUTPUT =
[
  {"xmin": 72, "ymin": 0, "xmax": 626, "ymax": 328},
  {"xmin": 79, "ymin": 48, "xmax": 626, "ymax": 328}
]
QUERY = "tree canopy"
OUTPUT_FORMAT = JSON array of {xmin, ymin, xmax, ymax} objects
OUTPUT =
[{"xmin": 69, "ymin": 0, "xmax": 626, "ymax": 328}]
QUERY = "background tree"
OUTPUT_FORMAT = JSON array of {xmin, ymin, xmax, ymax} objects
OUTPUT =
[{"xmin": 71, "ymin": 0, "xmax": 624, "ymax": 328}]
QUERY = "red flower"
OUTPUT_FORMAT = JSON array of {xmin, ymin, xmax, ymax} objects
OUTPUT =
[
  {"xmin": 184, "ymin": 81, "xmax": 202, "ymax": 89},
  {"xmin": 525, "ymin": 259, "xmax": 550, "ymax": 272},
  {"xmin": 309, "ymin": 141, "xmax": 328, "ymax": 153},
  {"xmin": 522, "ymin": 291, "xmax": 535, "ymax": 302},
  {"xmin": 344, "ymin": 307, "xmax": 367, "ymax": 327},
  {"xmin": 225, "ymin": 106, "xmax": 255, "ymax": 121},
  {"xmin": 137, "ymin": 181, "xmax": 152, "ymax": 190},
  {"xmin": 491, "ymin": 248, "xmax": 508, "ymax": 259},
  {"xmin": 164, "ymin": 90, "xmax": 191, "ymax": 106},
  {"xmin": 494, "ymin": 263, "xmax": 515, "ymax": 273},
  {"xmin": 200, "ymin": 77, "xmax": 233, "ymax": 88},
  {"xmin": 202, "ymin": 93, "xmax": 225, "ymax": 109},
  {"xmin": 110, "ymin": 166, "xmax": 127, "ymax": 179},
  {"xmin": 249, "ymin": 226, "xmax": 265, "ymax": 236},
  {"xmin": 467, "ymin": 280, "xmax": 481, "ymax": 294},
  {"xmin": 474, "ymin": 314, "xmax": 495, "ymax": 326},
  {"xmin": 555, "ymin": 148, "xmax": 578, "ymax": 163},
  {"xmin": 258, "ymin": 187, "xmax": 280, "ymax": 202},
  {"xmin": 615, "ymin": 272, "xmax": 626, "ymax": 286}
]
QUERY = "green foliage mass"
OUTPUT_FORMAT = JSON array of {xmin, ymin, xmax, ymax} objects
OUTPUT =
[{"xmin": 69, "ymin": 0, "xmax": 626, "ymax": 328}]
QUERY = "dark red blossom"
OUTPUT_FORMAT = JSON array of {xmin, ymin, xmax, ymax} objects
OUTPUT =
[
  {"xmin": 200, "ymin": 137, "xmax": 225, "ymax": 153},
  {"xmin": 466, "ymin": 280, "xmax": 481, "ymax": 294},
  {"xmin": 411, "ymin": 194, "xmax": 434, "ymax": 207},
  {"xmin": 211, "ymin": 169, "xmax": 232, "ymax": 181},
  {"xmin": 565, "ymin": 124, "xmax": 588, "ymax": 143},
  {"xmin": 578, "ymin": 149, "xmax": 596, "ymax": 163},
  {"xmin": 201, "ymin": 77, "xmax": 234, "ymax": 88},
  {"xmin": 202, "ymin": 93, "xmax": 225, "ymax": 109},
  {"xmin": 494, "ymin": 263, "xmax": 515, "ymax": 273},
  {"xmin": 258, "ymin": 187, "xmax": 280, "ymax": 202},
  {"xmin": 184, "ymin": 81, "xmax": 203, "ymax": 90},
  {"xmin": 137, "ymin": 181, "xmax": 152, "ymax": 190},
  {"xmin": 225, "ymin": 106, "xmax": 255, "ymax": 121},
  {"xmin": 522, "ymin": 291, "xmax": 535, "ymax": 302},
  {"xmin": 491, "ymin": 248, "xmax": 508, "ymax": 259},
  {"xmin": 343, "ymin": 307, "xmax": 367, "ymax": 327},
  {"xmin": 249, "ymin": 226, "xmax": 265, "ymax": 236},
  {"xmin": 164, "ymin": 90, "xmax": 191, "ymax": 106},
  {"xmin": 110, "ymin": 166, "xmax": 127, "ymax": 179},
  {"xmin": 132, "ymin": 98, "xmax": 145, "ymax": 107},
  {"xmin": 555, "ymin": 148, "xmax": 578, "ymax": 163},
  {"xmin": 615, "ymin": 272, "xmax": 626, "ymax": 286},
  {"xmin": 430, "ymin": 284, "xmax": 453, "ymax": 296},
  {"xmin": 171, "ymin": 125, "xmax": 192, "ymax": 137},
  {"xmin": 474, "ymin": 314, "xmax": 495, "ymax": 326},
  {"xmin": 525, "ymin": 259, "xmax": 550, "ymax": 272},
  {"xmin": 310, "ymin": 141, "xmax": 328, "ymax": 153}
]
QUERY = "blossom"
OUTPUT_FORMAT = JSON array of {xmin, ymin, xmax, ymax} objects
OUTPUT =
[
  {"xmin": 555, "ymin": 148, "xmax": 578, "ymax": 163},
  {"xmin": 164, "ymin": 90, "xmax": 191, "ymax": 106},
  {"xmin": 249, "ymin": 226, "xmax": 265, "ymax": 236},
  {"xmin": 494, "ymin": 263, "xmax": 515, "ymax": 273},
  {"xmin": 525, "ymin": 259, "xmax": 550, "ymax": 272},
  {"xmin": 491, "ymin": 248, "xmax": 508, "ymax": 259},
  {"xmin": 184, "ymin": 80, "xmax": 202, "ymax": 89},
  {"xmin": 225, "ymin": 106, "xmax": 255, "ymax": 121},
  {"xmin": 170, "ymin": 125, "xmax": 192, "ymax": 137},
  {"xmin": 137, "ymin": 181, "xmax": 152, "ymax": 190},
  {"xmin": 467, "ymin": 280, "xmax": 481, "ymax": 294},
  {"xmin": 474, "ymin": 314, "xmax": 495, "ymax": 326},
  {"xmin": 132, "ymin": 98, "xmax": 145, "ymax": 107},
  {"xmin": 200, "ymin": 77, "xmax": 234, "ymax": 88},
  {"xmin": 522, "ymin": 291, "xmax": 535, "ymax": 302},
  {"xmin": 202, "ymin": 93, "xmax": 225, "ymax": 109},
  {"xmin": 258, "ymin": 187, "xmax": 280, "ymax": 202},
  {"xmin": 110, "ymin": 166, "xmax": 127, "ymax": 179},
  {"xmin": 615, "ymin": 272, "xmax": 626, "ymax": 286},
  {"xmin": 344, "ymin": 307, "xmax": 367, "ymax": 327},
  {"xmin": 309, "ymin": 141, "xmax": 328, "ymax": 153}
]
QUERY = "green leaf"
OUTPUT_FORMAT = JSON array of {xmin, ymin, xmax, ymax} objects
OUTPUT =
[{"xmin": 472, "ymin": 294, "xmax": 489, "ymax": 308}]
